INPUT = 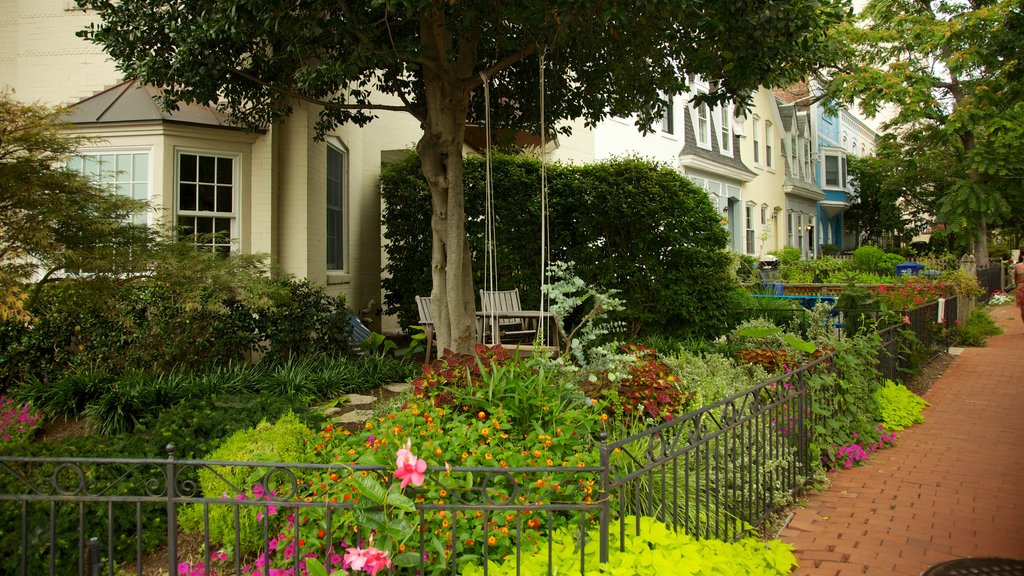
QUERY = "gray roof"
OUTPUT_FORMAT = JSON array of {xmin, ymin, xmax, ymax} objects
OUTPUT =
[
  {"xmin": 678, "ymin": 107, "xmax": 755, "ymax": 177},
  {"xmin": 65, "ymin": 79, "xmax": 240, "ymax": 130}
]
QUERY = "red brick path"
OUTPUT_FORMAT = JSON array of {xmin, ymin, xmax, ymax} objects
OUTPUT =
[{"xmin": 781, "ymin": 304, "xmax": 1024, "ymax": 575}]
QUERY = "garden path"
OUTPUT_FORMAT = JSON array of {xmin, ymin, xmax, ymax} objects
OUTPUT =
[{"xmin": 781, "ymin": 304, "xmax": 1024, "ymax": 575}]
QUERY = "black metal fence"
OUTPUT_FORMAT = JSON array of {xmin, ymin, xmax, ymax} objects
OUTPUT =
[{"xmin": 0, "ymin": 360, "xmax": 832, "ymax": 576}]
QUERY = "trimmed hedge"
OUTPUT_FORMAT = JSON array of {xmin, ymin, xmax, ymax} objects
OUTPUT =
[
  {"xmin": 381, "ymin": 152, "xmax": 740, "ymax": 339},
  {"xmin": 0, "ymin": 276, "xmax": 351, "ymax": 386}
]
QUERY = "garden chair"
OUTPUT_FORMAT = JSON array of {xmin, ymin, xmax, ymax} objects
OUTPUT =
[
  {"xmin": 415, "ymin": 295, "xmax": 439, "ymax": 363},
  {"xmin": 479, "ymin": 288, "xmax": 537, "ymax": 344}
]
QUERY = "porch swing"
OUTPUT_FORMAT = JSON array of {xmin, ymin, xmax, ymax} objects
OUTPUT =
[{"xmin": 476, "ymin": 52, "xmax": 561, "ymax": 354}]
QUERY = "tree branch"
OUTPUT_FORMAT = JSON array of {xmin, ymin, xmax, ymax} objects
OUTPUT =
[
  {"xmin": 226, "ymin": 67, "xmax": 412, "ymax": 113},
  {"xmin": 467, "ymin": 45, "xmax": 541, "ymax": 91}
]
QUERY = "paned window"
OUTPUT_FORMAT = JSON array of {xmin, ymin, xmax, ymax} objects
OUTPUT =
[
  {"xmin": 745, "ymin": 205, "xmax": 755, "ymax": 254},
  {"xmin": 177, "ymin": 152, "xmax": 236, "ymax": 253},
  {"xmin": 660, "ymin": 94, "xmax": 674, "ymax": 134},
  {"xmin": 803, "ymin": 141, "xmax": 812, "ymax": 179},
  {"xmin": 719, "ymin": 106, "xmax": 731, "ymax": 153},
  {"xmin": 327, "ymin": 143, "xmax": 346, "ymax": 270},
  {"xmin": 696, "ymin": 100, "xmax": 711, "ymax": 147},
  {"xmin": 797, "ymin": 213, "xmax": 805, "ymax": 254},
  {"xmin": 790, "ymin": 134, "xmax": 798, "ymax": 176},
  {"xmin": 764, "ymin": 121, "xmax": 774, "ymax": 168},
  {"xmin": 823, "ymin": 151, "xmax": 848, "ymax": 188},
  {"xmin": 752, "ymin": 117, "xmax": 761, "ymax": 164},
  {"xmin": 67, "ymin": 151, "xmax": 149, "ymax": 226}
]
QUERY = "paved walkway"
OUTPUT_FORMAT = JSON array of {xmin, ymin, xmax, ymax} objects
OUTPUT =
[{"xmin": 781, "ymin": 304, "xmax": 1024, "ymax": 575}]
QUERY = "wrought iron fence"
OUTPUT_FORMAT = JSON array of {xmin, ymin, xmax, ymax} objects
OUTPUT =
[{"xmin": 0, "ymin": 360, "xmax": 835, "ymax": 576}]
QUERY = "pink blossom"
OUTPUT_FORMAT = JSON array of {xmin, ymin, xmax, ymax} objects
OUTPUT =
[
  {"xmin": 903, "ymin": 315, "xmax": 911, "ymax": 324},
  {"xmin": 344, "ymin": 546, "xmax": 392, "ymax": 575},
  {"xmin": 394, "ymin": 439, "xmax": 427, "ymax": 488}
]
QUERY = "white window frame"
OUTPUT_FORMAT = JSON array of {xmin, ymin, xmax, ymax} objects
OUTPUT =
[
  {"xmin": 719, "ymin": 105, "xmax": 732, "ymax": 154},
  {"xmin": 660, "ymin": 93, "xmax": 675, "ymax": 135},
  {"xmin": 764, "ymin": 121, "xmax": 774, "ymax": 169},
  {"xmin": 744, "ymin": 203, "xmax": 756, "ymax": 254},
  {"xmin": 326, "ymin": 139, "xmax": 348, "ymax": 272},
  {"xmin": 803, "ymin": 140, "xmax": 812, "ymax": 180},
  {"xmin": 822, "ymin": 148, "xmax": 848, "ymax": 189},
  {"xmin": 760, "ymin": 204, "xmax": 768, "ymax": 227},
  {"xmin": 790, "ymin": 134, "xmax": 798, "ymax": 176},
  {"xmin": 797, "ymin": 213, "xmax": 805, "ymax": 255},
  {"xmin": 67, "ymin": 148, "xmax": 152, "ymax": 226},
  {"xmin": 175, "ymin": 149, "xmax": 240, "ymax": 253},
  {"xmin": 696, "ymin": 97, "xmax": 711, "ymax": 149},
  {"xmin": 752, "ymin": 116, "xmax": 761, "ymax": 165}
]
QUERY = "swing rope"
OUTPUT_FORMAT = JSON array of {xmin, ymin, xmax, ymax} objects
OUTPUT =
[
  {"xmin": 480, "ymin": 70, "xmax": 498, "ymax": 342},
  {"xmin": 538, "ymin": 50, "xmax": 550, "ymax": 315},
  {"xmin": 478, "ymin": 51, "xmax": 552, "ymax": 346}
]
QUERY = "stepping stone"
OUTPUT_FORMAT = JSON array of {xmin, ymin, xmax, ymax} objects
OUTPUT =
[
  {"xmin": 338, "ymin": 409, "xmax": 375, "ymax": 423},
  {"xmin": 384, "ymin": 382, "xmax": 412, "ymax": 394},
  {"xmin": 345, "ymin": 393, "xmax": 377, "ymax": 406},
  {"xmin": 948, "ymin": 347, "xmax": 965, "ymax": 356},
  {"xmin": 323, "ymin": 407, "xmax": 343, "ymax": 418}
]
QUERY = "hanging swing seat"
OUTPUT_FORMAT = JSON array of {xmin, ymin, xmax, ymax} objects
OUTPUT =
[{"xmin": 479, "ymin": 288, "xmax": 538, "ymax": 344}]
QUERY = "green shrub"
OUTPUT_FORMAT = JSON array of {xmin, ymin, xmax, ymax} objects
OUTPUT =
[
  {"xmin": 850, "ymin": 246, "xmax": 902, "ymax": 277},
  {"xmin": 808, "ymin": 332, "xmax": 884, "ymax": 457},
  {"xmin": 0, "ymin": 272, "xmax": 352, "ymax": 385},
  {"xmin": 874, "ymin": 380, "xmax": 929, "ymax": 431},
  {"xmin": 258, "ymin": 279, "xmax": 352, "ymax": 362},
  {"xmin": 769, "ymin": 246, "xmax": 803, "ymax": 266},
  {"xmin": 664, "ymin": 351, "xmax": 767, "ymax": 407},
  {"xmin": 136, "ymin": 393, "xmax": 323, "ymax": 459},
  {"xmin": 955, "ymin": 308, "xmax": 1003, "ymax": 346},
  {"xmin": 179, "ymin": 412, "xmax": 314, "ymax": 553},
  {"xmin": 381, "ymin": 152, "xmax": 738, "ymax": 341}
]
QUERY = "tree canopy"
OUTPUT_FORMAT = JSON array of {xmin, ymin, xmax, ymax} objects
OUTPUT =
[
  {"xmin": 0, "ymin": 94, "xmax": 148, "ymax": 320},
  {"xmin": 79, "ymin": 0, "xmax": 849, "ymax": 352},
  {"xmin": 821, "ymin": 0, "xmax": 1024, "ymax": 263}
]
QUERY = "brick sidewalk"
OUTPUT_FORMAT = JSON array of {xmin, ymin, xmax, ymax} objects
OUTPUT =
[{"xmin": 781, "ymin": 304, "xmax": 1024, "ymax": 575}]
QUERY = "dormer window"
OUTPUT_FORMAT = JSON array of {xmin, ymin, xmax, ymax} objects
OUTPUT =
[
  {"xmin": 719, "ymin": 105, "xmax": 732, "ymax": 153},
  {"xmin": 696, "ymin": 98, "xmax": 711, "ymax": 148}
]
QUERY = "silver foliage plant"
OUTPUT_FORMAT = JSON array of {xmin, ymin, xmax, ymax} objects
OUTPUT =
[{"xmin": 542, "ymin": 261, "xmax": 628, "ymax": 371}]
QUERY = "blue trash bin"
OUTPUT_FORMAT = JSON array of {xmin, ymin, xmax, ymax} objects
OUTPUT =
[{"xmin": 895, "ymin": 262, "xmax": 925, "ymax": 277}]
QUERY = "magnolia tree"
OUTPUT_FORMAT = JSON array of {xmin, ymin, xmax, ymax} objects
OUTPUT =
[{"xmin": 79, "ymin": 0, "xmax": 847, "ymax": 352}]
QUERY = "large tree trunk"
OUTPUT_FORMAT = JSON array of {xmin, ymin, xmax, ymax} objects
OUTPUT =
[
  {"xmin": 974, "ymin": 218, "xmax": 990, "ymax": 268},
  {"xmin": 415, "ymin": 13, "xmax": 479, "ymax": 354}
]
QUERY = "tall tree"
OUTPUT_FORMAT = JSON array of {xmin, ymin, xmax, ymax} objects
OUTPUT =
[
  {"xmin": 0, "ymin": 94, "xmax": 148, "ymax": 319},
  {"xmin": 821, "ymin": 0, "xmax": 1024, "ymax": 266},
  {"xmin": 79, "ymin": 0, "xmax": 848, "ymax": 353}
]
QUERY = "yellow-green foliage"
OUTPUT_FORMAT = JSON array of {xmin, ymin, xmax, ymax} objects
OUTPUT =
[
  {"xmin": 874, "ymin": 380, "xmax": 930, "ymax": 431},
  {"xmin": 460, "ymin": 516, "xmax": 797, "ymax": 575},
  {"xmin": 179, "ymin": 412, "xmax": 312, "ymax": 552}
]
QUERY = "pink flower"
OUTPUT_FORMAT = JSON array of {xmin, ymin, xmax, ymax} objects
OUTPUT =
[
  {"xmin": 394, "ymin": 439, "xmax": 427, "ymax": 488},
  {"xmin": 903, "ymin": 315, "xmax": 910, "ymax": 324},
  {"xmin": 344, "ymin": 546, "xmax": 392, "ymax": 575}
]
